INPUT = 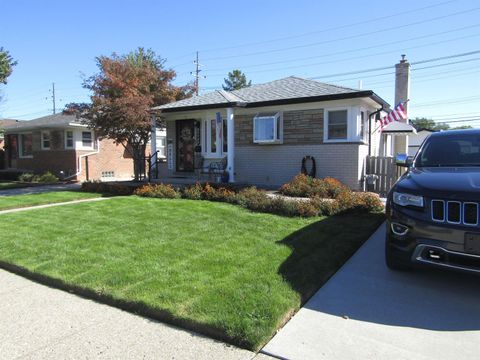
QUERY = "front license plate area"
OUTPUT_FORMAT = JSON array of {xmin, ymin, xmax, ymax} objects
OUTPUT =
[{"xmin": 465, "ymin": 233, "xmax": 480, "ymax": 255}]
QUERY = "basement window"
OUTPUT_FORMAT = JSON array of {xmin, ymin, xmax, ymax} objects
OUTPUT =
[{"xmin": 253, "ymin": 112, "xmax": 282, "ymax": 144}]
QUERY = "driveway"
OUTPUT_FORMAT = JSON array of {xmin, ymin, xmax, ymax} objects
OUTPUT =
[
  {"xmin": 0, "ymin": 183, "xmax": 81, "ymax": 197},
  {"xmin": 0, "ymin": 269, "xmax": 267, "ymax": 360},
  {"xmin": 262, "ymin": 223, "xmax": 480, "ymax": 360}
]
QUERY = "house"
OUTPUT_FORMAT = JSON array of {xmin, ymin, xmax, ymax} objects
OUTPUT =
[
  {"xmin": 408, "ymin": 128, "xmax": 435, "ymax": 156},
  {"xmin": 0, "ymin": 119, "xmax": 21, "ymax": 148},
  {"xmin": 2, "ymin": 113, "xmax": 161, "ymax": 181},
  {"xmin": 151, "ymin": 76, "xmax": 391, "ymax": 189}
]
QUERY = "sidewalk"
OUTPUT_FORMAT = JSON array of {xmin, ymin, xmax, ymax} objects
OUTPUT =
[
  {"xmin": 262, "ymin": 223, "xmax": 480, "ymax": 359},
  {"xmin": 0, "ymin": 269, "xmax": 265, "ymax": 360}
]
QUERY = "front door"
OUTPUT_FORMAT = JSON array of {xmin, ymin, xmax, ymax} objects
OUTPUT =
[{"xmin": 176, "ymin": 120, "xmax": 195, "ymax": 172}]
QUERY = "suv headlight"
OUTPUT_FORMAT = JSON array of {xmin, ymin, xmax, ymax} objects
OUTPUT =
[{"xmin": 393, "ymin": 192, "xmax": 424, "ymax": 207}]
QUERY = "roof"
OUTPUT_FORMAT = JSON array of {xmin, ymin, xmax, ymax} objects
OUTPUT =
[
  {"xmin": 2, "ymin": 113, "xmax": 86, "ymax": 132},
  {"xmin": 154, "ymin": 76, "xmax": 390, "ymax": 113},
  {"xmin": 0, "ymin": 119, "xmax": 22, "ymax": 127}
]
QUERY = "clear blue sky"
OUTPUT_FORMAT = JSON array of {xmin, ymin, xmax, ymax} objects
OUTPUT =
[{"xmin": 1, "ymin": 0, "xmax": 479, "ymax": 126}]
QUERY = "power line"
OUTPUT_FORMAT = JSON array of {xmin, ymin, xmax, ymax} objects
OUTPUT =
[
  {"xmin": 197, "ymin": 0, "xmax": 461, "ymax": 54},
  {"xmin": 200, "ymin": 23, "xmax": 480, "ymax": 74},
  {"xmin": 201, "ymin": 6, "xmax": 480, "ymax": 62}
]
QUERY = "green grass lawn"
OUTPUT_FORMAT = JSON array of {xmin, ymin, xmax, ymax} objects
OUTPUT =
[
  {"xmin": 0, "ymin": 197, "xmax": 383, "ymax": 350},
  {"xmin": 0, "ymin": 191, "xmax": 102, "ymax": 211}
]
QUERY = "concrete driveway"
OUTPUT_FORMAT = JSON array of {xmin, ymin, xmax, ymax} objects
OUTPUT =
[{"xmin": 262, "ymin": 223, "xmax": 480, "ymax": 360}]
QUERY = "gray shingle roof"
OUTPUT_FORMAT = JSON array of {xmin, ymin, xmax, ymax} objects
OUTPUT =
[
  {"xmin": 154, "ymin": 76, "xmax": 389, "ymax": 112},
  {"xmin": 2, "ymin": 113, "xmax": 85, "ymax": 131}
]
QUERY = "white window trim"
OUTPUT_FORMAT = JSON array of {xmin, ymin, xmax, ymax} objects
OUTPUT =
[
  {"xmin": 19, "ymin": 133, "xmax": 33, "ymax": 158},
  {"xmin": 41, "ymin": 131, "xmax": 51, "ymax": 150},
  {"xmin": 156, "ymin": 135, "xmax": 166, "ymax": 158},
  {"xmin": 65, "ymin": 130, "xmax": 74, "ymax": 149},
  {"xmin": 253, "ymin": 112, "xmax": 283, "ymax": 144},
  {"xmin": 359, "ymin": 108, "xmax": 369, "ymax": 145},
  {"xmin": 324, "ymin": 107, "xmax": 351, "ymax": 143}
]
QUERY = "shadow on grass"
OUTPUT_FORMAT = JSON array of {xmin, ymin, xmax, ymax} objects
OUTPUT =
[{"xmin": 277, "ymin": 212, "xmax": 385, "ymax": 304}]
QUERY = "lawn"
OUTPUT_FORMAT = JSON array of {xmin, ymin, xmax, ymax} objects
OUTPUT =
[
  {"xmin": 0, "ymin": 197, "xmax": 383, "ymax": 350},
  {"xmin": 0, "ymin": 191, "xmax": 102, "ymax": 211}
]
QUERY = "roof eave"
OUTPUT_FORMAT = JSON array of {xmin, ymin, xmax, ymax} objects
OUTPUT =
[{"xmin": 158, "ymin": 91, "xmax": 390, "ymax": 113}]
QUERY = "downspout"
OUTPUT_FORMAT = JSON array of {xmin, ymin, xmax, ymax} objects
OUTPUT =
[{"xmin": 64, "ymin": 139, "xmax": 101, "ymax": 180}]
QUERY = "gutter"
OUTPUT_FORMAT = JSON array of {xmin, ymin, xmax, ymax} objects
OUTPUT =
[{"xmin": 63, "ymin": 139, "xmax": 101, "ymax": 180}]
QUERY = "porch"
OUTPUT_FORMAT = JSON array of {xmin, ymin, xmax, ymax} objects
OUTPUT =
[{"xmin": 151, "ymin": 108, "xmax": 235, "ymax": 183}]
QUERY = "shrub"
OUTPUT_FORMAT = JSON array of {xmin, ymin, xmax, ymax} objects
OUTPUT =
[
  {"xmin": 310, "ymin": 197, "xmax": 341, "ymax": 216},
  {"xmin": 349, "ymin": 192, "xmax": 384, "ymax": 213},
  {"xmin": 182, "ymin": 182, "xmax": 203, "ymax": 200},
  {"xmin": 81, "ymin": 181, "xmax": 135, "ymax": 195},
  {"xmin": 18, "ymin": 173, "xmax": 35, "ymax": 182},
  {"xmin": 279, "ymin": 174, "xmax": 349, "ymax": 199},
  {"xmin": 37, "ymin": 171, "xmax": 59, "ymax": 183},
  {"xmin": 134, "ymin": 183, "xmax": 179, "ymax": 199},
  {"xmin": 238, "ymin": 187, "xmax": 271, "ymax": 212}
]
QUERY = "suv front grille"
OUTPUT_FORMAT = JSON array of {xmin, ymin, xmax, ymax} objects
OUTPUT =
[{"xmin": 431, "ymin": 200, "xmax": 478, "ymax": 226}]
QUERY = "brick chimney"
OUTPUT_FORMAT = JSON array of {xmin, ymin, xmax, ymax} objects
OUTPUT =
[
  {"xmin": 394, "ymin": 54, "xmax": 410, "ymax": 121},
  {"xmin": 393, "ymin": 55, "xmax": 411, "ymax": 155}
]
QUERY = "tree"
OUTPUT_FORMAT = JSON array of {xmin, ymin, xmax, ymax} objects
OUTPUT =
[
  {"xmin": 0, "ymin": 47, "xmax": 17, "ymax": 85},
  {"xmin": 83, "ymin": 47, "xmax": 193, "ymax": 180},
  {"xmin": 63, "ymin": 102, "xmax": 91, "ymax": 116},
  {"xmin": 410, "ymin": 117, "xmax": 473, "ymax": 131},
  {"xmin": 410, "ymin": 117, "xmax": 450, "ymax": 131},
  {"xmin": 222, "ymin": 69, "xmax": 252, "ymax": 91}
]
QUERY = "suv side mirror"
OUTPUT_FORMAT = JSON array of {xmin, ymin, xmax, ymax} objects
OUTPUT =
[{"xmin": 396, "ymin": 153, "xmax": 412, "ymax": 167}]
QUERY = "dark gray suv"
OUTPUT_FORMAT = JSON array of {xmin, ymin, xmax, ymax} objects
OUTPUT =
[{"xmin": 386, "ymin": 129, "xmax": 480, "ymax": 273}]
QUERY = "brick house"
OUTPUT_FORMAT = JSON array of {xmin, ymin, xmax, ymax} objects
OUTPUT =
[
  {"xmin": 151, "ymin": 76, "xmax": 392, "ymax": 189},
  {"xmin": 2, "ymin": 113, "xmax": 141, "ymax": 181}
]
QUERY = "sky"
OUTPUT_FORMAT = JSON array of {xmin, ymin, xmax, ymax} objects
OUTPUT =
[{"xmin": 1, "ymin": 0, "xmax": 479, "ymax": 127}]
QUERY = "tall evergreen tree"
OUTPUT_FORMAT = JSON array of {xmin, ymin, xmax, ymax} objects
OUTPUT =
[{"xmin": 222, "ymin": 70, "xmax": 252, "ymax": 91}]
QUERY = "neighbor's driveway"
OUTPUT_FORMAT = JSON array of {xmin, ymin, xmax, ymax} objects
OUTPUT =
[
  {"xmin": 262, "ymin": 223, "xmax": 480, "ymax": 360},
  {"xmin": 0, "ymin": 183, "xmax": 81, "ymax": 197}
]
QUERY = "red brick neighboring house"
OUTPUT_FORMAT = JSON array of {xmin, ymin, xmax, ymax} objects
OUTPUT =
[
  {"xmin": 2, "ymin": 113, "xmax": 134, "ymax": 181},
  {"xmin": 0, "ymin": 119, "xmax": 22, "ymax": 169}
]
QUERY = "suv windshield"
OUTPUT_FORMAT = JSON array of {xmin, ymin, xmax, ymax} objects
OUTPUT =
[{"xmin": 416, "ymin": 133, "xmax": 480, "ymax": 167}]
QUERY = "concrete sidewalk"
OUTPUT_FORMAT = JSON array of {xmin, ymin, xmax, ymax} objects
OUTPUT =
[
  {"xmin": 262, "ymin": 223, "xmax": 480, "ymax": 360},
  {"xmin": 0, "ymin": 269, "xmax": 264, "ymax": 360},
  {"xmin": 0, "ymin": 197, "xmax": 109, "ymax": 215},
  {"xmin": 0, "ymin": 183, "xmax": 81, "ymax": 197}
]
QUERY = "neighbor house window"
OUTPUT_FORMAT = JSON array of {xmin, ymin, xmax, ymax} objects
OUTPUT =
[
  {"xmin": 19, "ymin": 133, "xmax": 33, "ymax": 157},
  {"xmin": 65, "ymin": 130, "xmax": 74, "ymax": 149},
  {"xmin": 41, "ymin": 131, "xmax": 51, "ymax": 150},
  {"xmin": 157, "ymin": 135, "xmax": 166, "ymax": 157},
  {"xmin": 253, "ymin": 112, "xmax": 282, "ymax": 143},
  {"xmin": 326, "ymin": 109, "xmax": 348, "ymax": 141},
  {"xmin": 82, "ymin": 131, "xmax": 93, "ymax": 148},
  {"xmin": 360, "ymin": 111, "xmax": 368, "ymax": 142},
  {"xmin": 210, "ymin": 119, "xmax": 217, "ymax": 153}
]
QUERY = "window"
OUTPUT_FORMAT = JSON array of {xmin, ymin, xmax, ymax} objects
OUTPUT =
[
  {"xmin": 41, "ymin": 131, "xmax": 51, "ymax": 150},
  {"xmin": 223, "ymin": 118, "xmax": 228, "ymax": 153},
  {"xmin": 360, "ymin": 111, "xmax": 366, "ymax": 141},
  {"xmin": 82, "ymin": 131, "xmax": 93, "ymax": 148},
  {"xmin": 19, "ymin": 133, "xmax": 33, "ymax": 157},
  {"xmin": 65, "ymin": 131, "xmax": 74, "ymax": 149},
  {"xmin": 210, "ymin": 119, "xmax": 217, "ymax": 153},
  {"xmin": 326, "ymin": 109, "xmax": 348, "ymax": 140},
  {"xmin": 157, "ymin": 135, "xmax": 166, "ymax": 157},
  {"xmin": 253, "ymin": 112, "xmax": 282, "ymax": 143}
]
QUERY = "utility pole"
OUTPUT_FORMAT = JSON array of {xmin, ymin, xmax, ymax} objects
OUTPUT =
[
  {"xmin": 51, "ymin": 82, "xmax": 56, "ymax": 114},
  {"xmin": 191, "ymin": 51, "xmax": 206, "ymax": 96}
]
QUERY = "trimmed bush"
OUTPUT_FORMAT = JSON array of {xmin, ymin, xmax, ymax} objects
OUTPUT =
[
  {"xmin": 182, "ymin": 182, "xmax": 203, "ymax": 200},
  {"xmin": 18, "ymin": 173, "xmax": 35, "ymax": 182},
  {"xmin": 37, "ymin": 171, "xmax": 59, "ymax": 183},
  {"xmin": 81, "ymin": 181, "xmax": 135, "ymax": 195},
  {"xmin": 279, "ymin": 174, "xmax": 348, "ymax": 199},
  {"xmin": 134, "ymin": 184, "xmax": 179, "ymax": 199}
]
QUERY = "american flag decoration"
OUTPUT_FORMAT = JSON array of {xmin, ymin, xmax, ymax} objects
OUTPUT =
[{"xmin": 380, "ymin": 101, "xmax": 408, "ymax": 131}]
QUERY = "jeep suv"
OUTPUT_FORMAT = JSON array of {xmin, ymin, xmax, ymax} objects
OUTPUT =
[{"xmin": 386, "ymin": 129, "xmax": 480, "ymax": 273}]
